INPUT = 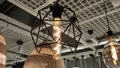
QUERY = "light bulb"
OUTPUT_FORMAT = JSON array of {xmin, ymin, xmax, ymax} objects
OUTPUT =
[
  {"xmin": 53, "ymin": 17, "xmax": 62, "ymax": 60},
  {"xmin": 103, "ymin": 36, "xmax": 120, "ymax": 68},
  {"xmin": 110, "ymin": 42, "xmax": 118, "ymax": 65},
  {"xmin": 109, "ymin": 36, "xmax": 118, "ymax": 65}
]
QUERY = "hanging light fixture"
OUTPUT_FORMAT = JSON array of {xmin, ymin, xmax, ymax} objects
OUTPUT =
[
  {"xmin": 103, "ymin": 31, "xmax": 120, "ymax": 68},
  {"xmin": 24, "ymin": 44, "xmax": 65, "ymax": 68},
  {"xmin": 30, "ymin": 0, "xmax": 82, "ymax": 60},
  {"xmin": 101, "ymin": 0, "xmax": 120, "ymax": 68},
  {"xmin": 0, "ymin": 32, "xmax": 6, "ymax": 68}
]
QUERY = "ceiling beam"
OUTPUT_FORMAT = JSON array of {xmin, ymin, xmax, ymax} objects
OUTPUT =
[
  {"xmin": 8, "ymin": 0, "xmax": 56, "ymax": 16},
  {"xmin": 0, "ymin": 13, "xmax": 31, "ymax": 36},
  {"xmin": 34, "ymin": 0, "xmax": 56, "ymax": 11},
  {"xmin": 8, "ymin": 0, "xmax": 37, "ymax": 16}
]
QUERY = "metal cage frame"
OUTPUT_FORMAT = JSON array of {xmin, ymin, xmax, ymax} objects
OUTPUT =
[{"xmin": 30, "ymin": 1, "xmax": 82, "ymax": 54}]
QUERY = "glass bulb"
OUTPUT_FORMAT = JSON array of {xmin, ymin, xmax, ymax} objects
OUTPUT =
[
  {"xmin": 103, "ymin": 36, "xmax": 120, "ymax": 68},
  {"xmin": 52, "ymin": 17, "xmax": 62, "ymax": 60},
  {"xmin": 110, "ymin": 42, "xmax": 118, "ymax": 65},
  {"xmin": 0, "ymin": 33, "xmax": 6, "ymax": 68}
]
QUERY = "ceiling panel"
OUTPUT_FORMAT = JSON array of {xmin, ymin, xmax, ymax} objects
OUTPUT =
[
  {"xmin": 7, "ymin": 0, "xmax": 120, "ymax": 51},
  {"xmin": 1, "ymin": 0, "xmax": 119, "ymax": 65}
]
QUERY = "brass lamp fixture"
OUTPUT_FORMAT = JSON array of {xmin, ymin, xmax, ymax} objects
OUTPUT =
[
  {"xmin": 24, "ymin": 45, "xmax": 65, "ymax": 68},
  {"xmin": 101, "ymin": 0, "xmax": 120, "ymax": 68},
  {"xmin": 103, "ymin": 30, "xmax": 120, "ymax": 68},
  {"xmin": 30, "ymin": 0, "xmax": 82, "ymax": 60},
  {"xmin": 0, "ymin": 32, "xmax": 6, "ymax": 68}
]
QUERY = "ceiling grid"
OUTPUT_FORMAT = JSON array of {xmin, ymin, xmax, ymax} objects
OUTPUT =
[{"xmin": 0, "ymin": 0, "xmax": 119, "ymax": 65}]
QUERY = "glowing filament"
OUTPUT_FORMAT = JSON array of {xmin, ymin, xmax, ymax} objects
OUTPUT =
[
  {"xmin": 0, "ymin": 53, "xmax": 6, "ymax": 65},
  {"xmin": 110, "ymin": 42, "xmax": 118, "ymax": 65},
  {"xmin": 53, "ymin": 17, "xmax": 62, "ymax": 60}
]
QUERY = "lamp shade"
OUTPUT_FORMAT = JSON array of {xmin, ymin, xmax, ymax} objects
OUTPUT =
[
  {"xmin": 103, "ymin": 42, "xmax": 120, "ymax": 68},
  {"xmin": 0, "ymin": 33, "xmax": 6, "ymax": 68},
  {"xmin": 24, "ymin": 45, "xmax": 65, "ymax": 68}
]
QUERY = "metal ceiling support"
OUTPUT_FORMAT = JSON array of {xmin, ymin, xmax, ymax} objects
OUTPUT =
[
  {"xmin": 0, "ymin": 13, "xmax": 31, "ymax": 36},
  {"xmin": 8, "ymin": 0, "xmax": 56, "ymax": 16}
]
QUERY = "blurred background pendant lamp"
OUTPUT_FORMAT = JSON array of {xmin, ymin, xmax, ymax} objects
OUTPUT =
[
  {"xmin": 30, "ymin": 0, "xmax": 82, "ymax": 60},
  {"xmin": 24, "ymin": 44, "xmax": 65, "ymax": 68},
  {"xmin": 0, "ymin": 32, "xmax": 6, "ymax": 68},
  {"xmin": 102, "ymin": 0, "xmax": 120, "ymax": 68}
]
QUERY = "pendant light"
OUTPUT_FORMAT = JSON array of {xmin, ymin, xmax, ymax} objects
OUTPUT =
[
  {"xmin": 23, "ymin": 44, "xmax": 65, "ymax": 68},
  {"xmin": 0, "ymin": 32, "xmax": 6, "ymax": 68},
  {"xmin": 102, "ymin": 0, "xmax": 120, "ymax": 68},
  {"xmin": 30, "ymin": 0, "xmax": 82, "ymax": 60}
]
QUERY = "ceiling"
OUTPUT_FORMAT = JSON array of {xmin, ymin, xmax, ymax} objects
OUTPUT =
[{"xmin": 0, "ymin": 0, "xmax": 120, "ymax": 67}]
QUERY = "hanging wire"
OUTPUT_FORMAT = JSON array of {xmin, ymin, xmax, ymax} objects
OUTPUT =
[
  {"xmin": 15, "ymin": 46, "xmax": 20, "ymax": 67},
  {"xmin": 103, "ymin": 0, "xmax": 110, "ymax": 31},
  {"xmin": 94, "ymin": 0, "xmax": 110, "ymax": 56},
  {"xmin": 16, "ymin": 41, "xmax": 22, "ymax": 68}
]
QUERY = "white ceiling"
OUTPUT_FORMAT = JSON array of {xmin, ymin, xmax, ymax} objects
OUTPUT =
[
  {"xmin": 7, "ymin": 0, "xmax": 120, "ymax": 41},
  {"xmin": 0, "ymin": 0, "xmax": 120, "ymax": 67}
]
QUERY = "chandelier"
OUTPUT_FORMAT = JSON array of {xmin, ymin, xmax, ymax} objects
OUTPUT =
[{"xmin": 30, "ymin": 0, "xmax": 82, "ymax": 60}]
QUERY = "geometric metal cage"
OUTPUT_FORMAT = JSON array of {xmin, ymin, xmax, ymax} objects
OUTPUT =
[{"xmin": 30, "ymin": 1, "xmax": 82, "ymax": 54}]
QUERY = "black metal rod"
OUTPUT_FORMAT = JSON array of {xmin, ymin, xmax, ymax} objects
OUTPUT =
[
  {"xmin": 72, "ymin": 23, "xmax": 77, "ymax": 52},
  {"xmin": 31, "ymin": 12, "xmax": 39, "ymax": 31},
  {"xmin": 35, "ymin": 11, "xmax": 42, "ymax": 48},
  {"xmin": 30, "ymin": 32, "xmax": 37, "ymax": 47},
  {"xmin": 35, "ymin": 24, "xmax": 42, "ymax": 53},
  {"xmin": 64, "ymin": 6, "xmax": 75, "ymax": 15},
  {"xmin": 42, "ymin": 10, "xmax": 51, "ymax": 20},
  {"xmin": 44, "ymin": 19, "xmax": 70, "ymax": 22},
  {"xmin": 42, "ymin": 21, "xmax": 55, "ymax": 41},
  {"xmin": 75, "ymin": 17, "xmax": 82, "ymax": 32},
  {"xmin": 73, "ymin": 18, "xmax": 82, "ymax": 51},
  {"xmin": 63, "ymin": 10, "xmax": 71, "ymax": 20},
  {"xmin": 103, "ymin": 0, "xmax": 110, "ymax": 31},
  {"xmin": 37, "ymin": 44, "xmax": 43, "ymax": 54},
  {"xmin": 61, "ymin": 22, "xmax": 72, "ymax": 40}
]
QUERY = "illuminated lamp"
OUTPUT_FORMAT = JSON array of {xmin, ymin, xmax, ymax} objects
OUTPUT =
[
  {"xmin": 0, "ymin": 33, "xmax": 6, "ymax": 68},
  {"xmin": 30, "ymin": 0, "xmax": 82, "ymax": 60},
  {"xmin": 24, "ymin": 44, "xmax": 65, "ymax": 68},
  {"xmin": 103, "ymin": 30, "xmax": 120, "ymax": 68}
]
